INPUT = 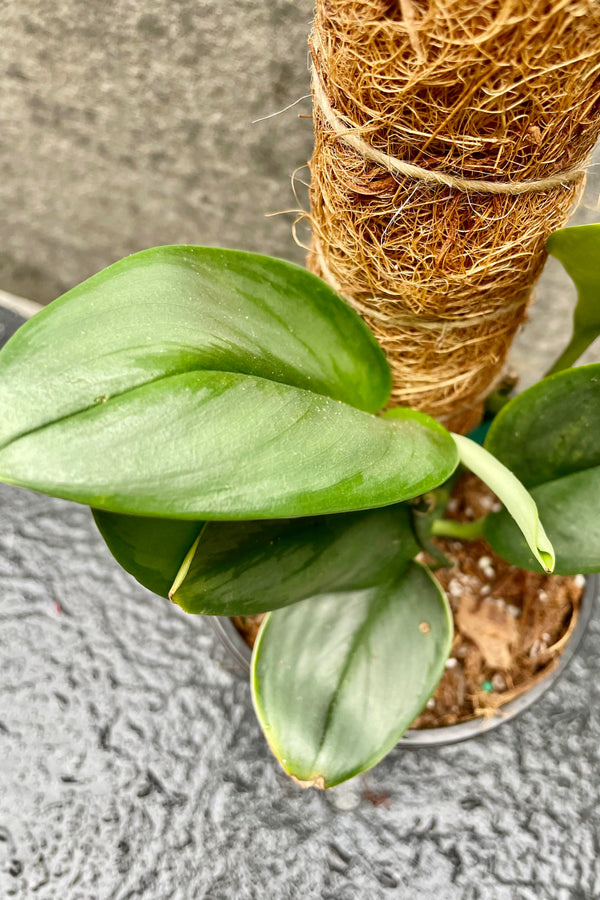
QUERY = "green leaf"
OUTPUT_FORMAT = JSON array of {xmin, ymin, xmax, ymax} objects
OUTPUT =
[
  {"xmin": 546, "ymin": 224, "xmax": 600, "ymax": 374},
  {"xmin": 170, "ymin": 504, "xmax": 420, "ymax": 616},
  {"xmin": 485, "ymin": 364, "xmax": 600, "ymax": 487},
  {"xmin": 251, "ymin": 561, "xmax": 452, "ymax": 788},
  {"xmin": 484, "ymin": 464, "xmax": 600, "ymax": 574},
  {"xmin": 452, "ymin": 433, "xmax": 554, "ymax": 573},
  {"xmin": 92, "ymin": 509, "xmax": 203, "ymax": 597},
  {"xmin": 0, "ymin": 371, "xmax": 458, "ymax": 518},
  {"xmin": 483, "ymin": 366, "xmax": 600, "ymax": 574},
  {"xmin": 0, "ymin": 245, "xmax": 391, "ymax": 452},
  {"xmin": 0, "ymin": 245, "xmax": 457, "ymax": 518}
]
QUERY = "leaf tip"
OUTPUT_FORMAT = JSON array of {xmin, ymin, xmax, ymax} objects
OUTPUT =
[
  {"xmin": 168, "ymin": 531, "xmax": 204, "ymax": 601},
  {"xmin": 539, "ymin": 549, "xmax": 555, "ymax": 574},
  {"xmin": 290, "ymin": 774, "xmax": 326, "ymax": 790}
]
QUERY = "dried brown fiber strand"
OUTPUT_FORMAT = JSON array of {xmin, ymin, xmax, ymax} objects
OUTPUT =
[{"xmin": 307, "ymin": 0, "xmax": 600, "ymax": 433}]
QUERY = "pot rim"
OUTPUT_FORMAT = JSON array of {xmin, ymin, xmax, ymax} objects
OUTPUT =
[
  {"xmin": 208, "ymin": 573, "xmax": 598, "ymax": 748},
  {"xmin": 0, "ymin": 288, "xmax": 43, "ymax": 320}
]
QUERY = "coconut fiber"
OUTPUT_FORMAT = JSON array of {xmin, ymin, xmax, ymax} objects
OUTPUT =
[{"xmin": 307, "ymin": 0, "xmax": 600, "ymax": 432}]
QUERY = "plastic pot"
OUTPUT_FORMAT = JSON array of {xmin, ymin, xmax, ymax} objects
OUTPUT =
[{"xmin": 209, "ymin": 573, "xmax": 598, "ymax": 748}]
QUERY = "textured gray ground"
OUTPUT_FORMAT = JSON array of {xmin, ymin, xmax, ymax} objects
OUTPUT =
[
  {"xmin": 1, "ymin": 1, "xmax": 600, "ymax": 897},
  {"xmin": 1, "ymin": 413, "xmax": 600, "ymax": 900}
]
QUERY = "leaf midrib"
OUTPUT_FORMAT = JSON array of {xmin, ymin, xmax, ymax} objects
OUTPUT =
[
  {"xmin": 0, "ymin": 364, "xmax": 353, "ymax": 455},
  {"xmin": 308, "ymin": 581, "xmax": 396, "ymax": 778}
]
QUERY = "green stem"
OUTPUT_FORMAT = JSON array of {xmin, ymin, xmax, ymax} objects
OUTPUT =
[
  {"xmin": 430, "ymin": 516, "xmax": 487, "ymax": 541},
  {"xmin": 545, "ymin": 330, "xmax": 596, "ymax": 377}
]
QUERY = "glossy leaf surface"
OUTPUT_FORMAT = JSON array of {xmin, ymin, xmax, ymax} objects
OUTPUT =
[
  {"xmin": 92, "ymin": 509, "xmax": 203, "ymax": 597},
  {"xmin": 485, "ymin": 465, "xmax": 600, "ymax": 574},
  {"xmin": 0, "ymin": 245, "xmax": 391, "ymax": 453},
  {"xmin": 452, "ymin": 433, "xmax": 554, "ymax": 573},
  {"xmin": 485, "ymin": 364, "xmax": 600, "ymax": 487},
  {"xmin": 170, "ymin": 505, "xmax": 420, "ymax": 616},
  {"xmin": 0, "ymin": 370, "xmax": 458, "ymax": 518},
  {"xmin": 546, "ymin": 224, "xmax": 600, "ymax": 374},
  {"xmin": 251, "ymin": 562, "xmax": 452, "ymax": 788},
  {"xmin": 0, "ymin": 245, "xmax": 457, "ymax": 517}
]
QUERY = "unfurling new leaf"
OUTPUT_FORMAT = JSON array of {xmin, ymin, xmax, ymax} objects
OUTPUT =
[{"xmin": 451, "ymin": 433, "xmax": 555, "ymax": 573}]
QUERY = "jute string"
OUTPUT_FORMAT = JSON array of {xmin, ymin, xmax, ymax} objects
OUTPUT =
[
  {"xmin": 311, "ymin": 58, "xmax": 587, "ymax": 196},
  {"xmin": 307, "ymin": 0, "xmax": 600, "ymax": 433}
]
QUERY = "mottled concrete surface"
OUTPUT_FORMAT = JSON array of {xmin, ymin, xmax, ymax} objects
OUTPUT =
[{"xmin": 1, "ymin": 3, "xmax": 600, "ymax": 898}]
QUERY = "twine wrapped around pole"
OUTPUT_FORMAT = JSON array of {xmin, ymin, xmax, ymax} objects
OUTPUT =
[{"xmin": 307, "ymin": 0, "xmax": 600, "ymax": 433}]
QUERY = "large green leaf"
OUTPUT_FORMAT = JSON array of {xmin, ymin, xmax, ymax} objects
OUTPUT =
[
  {"xmin": 546, "ymin": 224, "xmax": 600, "ymax": 375},
  {"xmin": 92, "ymin": 509, "xmax": 203, "ymax": 597},
  {"xmin": 0, "ymin": 245, "xmax": 457, "ymax": 518},
  {"xmin": 485, "ymin": 363, "xmax": 600, "ymax": 487},
  {"xmin": 0, "ymin": 371, "xmax": 457, "ymax": 518},
  {"xmin": 251, "ymin": 561, "xmax": 452, "ymax": 788},
  {"xmin": 452, "ymin": 433, "xmax": 554, "ymax": 573},
  {"xmin": 485, "ymin": 364, "xmax": 600, "ymax": 487},
  {"xmin": 0, "ymin": 245, "xmax": 391, "ymax": 453},
  {"xmin": 170, "ymin": 504, "xmax": 420, "ymax": 616},
  {"xmin": 484, "ymin": 465, "xmax": 600, "ymax": 574},
  {"xmin": 483, "ymin": 365, "xmax": 600, "ymax": 573}
]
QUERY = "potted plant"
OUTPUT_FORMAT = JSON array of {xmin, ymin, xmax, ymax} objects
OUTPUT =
[{"xmin": 0, "ymin": 221, "xmax": 598, "ymax": 788}]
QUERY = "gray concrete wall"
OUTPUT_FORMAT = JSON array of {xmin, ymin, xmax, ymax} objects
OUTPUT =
[{"xmin": 0, "ymin": 1, "xmax": 316, "ymax": 303}]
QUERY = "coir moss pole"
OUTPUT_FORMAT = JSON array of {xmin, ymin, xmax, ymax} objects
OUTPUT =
[{"xmin": 308, "ymin": 0, "xmax": 600, "ymax": 433}]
